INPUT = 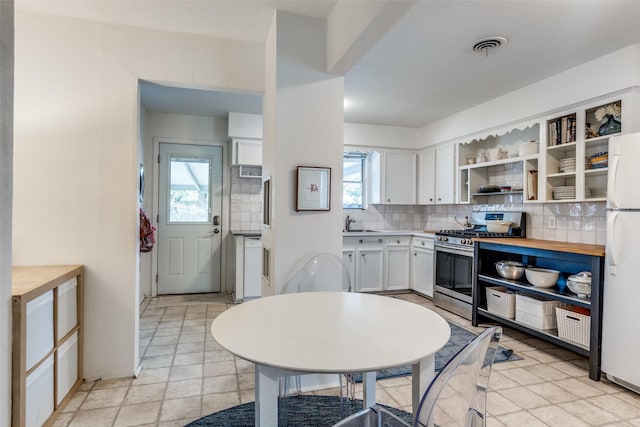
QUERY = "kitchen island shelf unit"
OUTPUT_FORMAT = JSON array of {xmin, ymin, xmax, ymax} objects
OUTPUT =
[
  {"xmin": 472, "ymin": 238, "xmax": 604, "ymax": 380},
  {"xmin": 476, "ymin": 308, "xmax": 589, "ymax": 355},
  {"xmin": 478, "ymin": 274, "xmax": 592, "ymax": 309}
]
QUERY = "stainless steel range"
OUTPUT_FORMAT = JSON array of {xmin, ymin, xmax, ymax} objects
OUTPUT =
[{"xmin": 433, "ymin": 211, "xmax": 526, "ymax": 320}]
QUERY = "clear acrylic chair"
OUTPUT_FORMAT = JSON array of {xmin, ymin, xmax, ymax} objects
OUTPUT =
[
  {"xmin": 280, "ymin": 253, "xmax": 355, "ymax": 399},
  {"xmin": 333, "ymin": 326, "xmax": 503, "ymax": 427}
]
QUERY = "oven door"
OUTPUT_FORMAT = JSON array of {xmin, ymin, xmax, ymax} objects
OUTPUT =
[{"xmin": 434, "ymin": 244, "xmax": 474, "ymax": 303}]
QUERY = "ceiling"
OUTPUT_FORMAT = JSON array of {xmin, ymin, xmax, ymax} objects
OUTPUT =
[{"xmin": 16, "ymin": 1, "xmax": 640, "ymax": 129}]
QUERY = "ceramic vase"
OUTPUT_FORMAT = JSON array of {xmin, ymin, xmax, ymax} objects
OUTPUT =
[{"xmin": 598, "ymin": 115, "xmax": 621, "ymax": 136}]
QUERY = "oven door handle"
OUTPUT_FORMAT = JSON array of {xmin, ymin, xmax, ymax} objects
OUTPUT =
[{"xmin": 434, "ymin": 245, "xmax": 474, "ymax": 258}]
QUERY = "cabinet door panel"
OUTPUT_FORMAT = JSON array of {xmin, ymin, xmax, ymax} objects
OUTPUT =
[
  {"xmin": 418, "ymin": 149, "xmax": 436, "ymax": 204},
  {"xmin": 436, "ymin": 144, "xmax": 455, "ymax": 204},
  {"xmin": 356, "ymin": 248, "xmax": 384, "ymax": 292},
  {"xmin": 386, "ymin": 246, "xmax": 410, "ymax": 290},
  {"xmin": 384, "ymin": 152, "xmax": 416, "ymax": 204},
  {"xmin": 412, "ymin": 248, "xmax": 434, "ymax": 297},
  {"xmin": 26, "ymin": 291, "xmax": 54, "ymax": 371}
]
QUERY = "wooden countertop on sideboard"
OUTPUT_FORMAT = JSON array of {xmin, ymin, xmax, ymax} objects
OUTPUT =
[
  {"xmin": 473, "ymin": 238, "xmax": 605, "ymax": 257},
  {"xmin": 12, "ymin": 265, "xmax": 83, "ymax": 299}
]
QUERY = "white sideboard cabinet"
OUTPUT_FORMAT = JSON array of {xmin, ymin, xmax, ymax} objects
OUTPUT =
[{"xmin": 12, "ymin": 265, "xmax": 84, "ymax": 427}]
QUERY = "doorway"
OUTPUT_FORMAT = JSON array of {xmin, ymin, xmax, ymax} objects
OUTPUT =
[{"xmin": 156, "ymin": 143, "xmax": 224, "ymax": 294}]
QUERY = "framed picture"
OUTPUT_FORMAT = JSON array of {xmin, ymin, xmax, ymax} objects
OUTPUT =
[{"xmin": 296, "ymin": 166, "xmax": 331, "ymax": 211}]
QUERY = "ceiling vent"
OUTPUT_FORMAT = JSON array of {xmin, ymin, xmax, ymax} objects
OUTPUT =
[{"xmin": 470, "ymin": 36, "xmax": 508, "ymax": 56}]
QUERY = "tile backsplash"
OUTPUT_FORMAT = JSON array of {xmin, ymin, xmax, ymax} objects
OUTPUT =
[
  {"xmin": 230, "ymin": 167, "xmax": 606, "ymax": 245},
  {"xmin": 343, "ymin": 197, "xmax": 607, "ymax": 245},
  {"xmin": 229, "ymin": 167, "xmax": 262, "ymax": 231}
]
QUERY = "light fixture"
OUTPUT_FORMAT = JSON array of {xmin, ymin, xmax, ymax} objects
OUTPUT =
[{"xmin": 470, "ymin": 36, "xmax": 508, "ymax": 57}]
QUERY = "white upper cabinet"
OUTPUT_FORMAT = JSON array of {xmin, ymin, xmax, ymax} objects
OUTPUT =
[
  {"xmin": 232, "ymin": 139, "xmax": 262, "ymax": 166},
  {"xmin": 418, "ymin": 143, "xmax": 455, "ymax": 204},
  {"xmin": 382, "ymin": 152, "xmax": 416, "ymax": 204},
  {"xmin": 418, "ymin": 147, "xmax": 435, "ymax": 204},
  {"xmin": 228, "ymin": 112, "xmax": 262, "ymax": 139}
]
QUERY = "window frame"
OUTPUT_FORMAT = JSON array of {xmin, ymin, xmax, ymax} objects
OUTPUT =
[{"xmin": 342, "ymin": 152, "xmax": 367, "ymax": 209}]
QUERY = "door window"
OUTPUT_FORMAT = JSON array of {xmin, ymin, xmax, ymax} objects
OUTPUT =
[{"xmin": 168, "ymin": 156, "xmax": 211, "ymax": 223}]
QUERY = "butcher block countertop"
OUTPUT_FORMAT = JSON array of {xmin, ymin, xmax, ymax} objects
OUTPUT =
[
  {"xmin": 473, "ymin": 238, "xmax": 605, "ymax": 257},
  {"xmin": 12, "ymin": 265, "xmax": 83, "ymax": 299}
]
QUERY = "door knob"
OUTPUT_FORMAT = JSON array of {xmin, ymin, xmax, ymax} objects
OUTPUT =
[{"xmin": 213, "ymin": 228, "xmax": 220, "ymax": 234}]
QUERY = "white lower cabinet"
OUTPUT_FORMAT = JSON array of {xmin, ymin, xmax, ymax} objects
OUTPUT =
[
  {"xmin": 342, "ymin": 249, "xmax": 355, "ymax": 291},
  {"xmin": 411, "ymin": 237, "xmax": 435, "ymax": 297},
  {"xmin": 344, "ymin": 237, "xmax": 385, "ymax": 292},
  {"xmin": 357, "ymin": 246, "xmax": 385, "ymax": 292},
  {"xmin": 385, "ymin": 237, "xmax": 411, "ymax": 290}
]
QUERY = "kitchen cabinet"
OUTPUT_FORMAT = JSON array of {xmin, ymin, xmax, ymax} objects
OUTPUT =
[
  {"xmin": 385, "ymin": 236, "xmax": 411, "ymax": 290},
  {"xmin": 12, "ymin": 265, "xmax": 84, "ymax": 427},
  {"xmin": 411, "ymin": 236, "xmax": 434, "ymax": 297},
  {"xmin": 458, "ymin": 124, "xmax": 541, "ymax": 204},
  {"xmin": 418, "ymin": 143, "xmax": 455, "ymax": 204},
  {"xmin": 543, "ymin": 98, "xmax": 624, "ymax": 202},
  {"xmin": 231, "ymin": 138, "xmax": 262, "ymax": 166},
  {"xmin": 228, "ymin": 112, "xmax": 262, "ymax": 139},
  {"xmin": 343, "ymin": 236, "xmax": 384, "ymax": 292},
  {"xmin": 231, "ymin": 233, "xmax": 262, "ymax": 302},
  {"xmin": 382, "ymin": 152, "xmax": 416, "ymax": 204},
  {"xmin": 342, "ymin": 248, "xmax": 355, "ymax": 291},
  {"xmin": 472, "ymin": 239, "xmax": 604, "ymax": 380}
]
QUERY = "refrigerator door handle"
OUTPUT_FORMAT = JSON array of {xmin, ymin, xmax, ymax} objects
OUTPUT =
[
  {"xmin": 607, "ymin": 211, "xmax": 619, "ymax": 271},
  {"xmin": 608, "ymin": 155, "xmax": 621, "ymax": 209}
]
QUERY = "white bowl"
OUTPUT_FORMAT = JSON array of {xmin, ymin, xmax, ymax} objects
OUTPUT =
[
  {"xmin": 518, "ymin": 141, "xmax": 539, "ymax": 156},
  {"xmin": 486, "ymin": 220, "xmax": 511, "ymax": 233},
  {"xmin": 525, "ymin": 267, "xmax": 559, "ymax": 288}
]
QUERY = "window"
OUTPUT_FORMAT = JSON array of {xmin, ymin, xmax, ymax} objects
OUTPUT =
[
  {"xmin": 343, "ymin": 153, "xmax": 366, "ymax": 209},
  {"xmin": 168, "ymin": 156, "xmax": 211, "ymax": 223}
]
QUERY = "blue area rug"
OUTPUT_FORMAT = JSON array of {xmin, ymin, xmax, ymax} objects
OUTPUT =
[
  {"xmin": 349, "ymin": 322, "xmax": 520, "ymax": 383},
  {"xmin": 187, "ymin": 395, "xmax": 411, "ymax": 426}
]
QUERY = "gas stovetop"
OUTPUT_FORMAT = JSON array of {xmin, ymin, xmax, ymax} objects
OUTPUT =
[
  {"xmin": 435, "ymin": 211, "xmax": 526, "ymax": 246},
  {"xmin": 436, "ymin": 229, "xmax": 518, "ymax": 238}
]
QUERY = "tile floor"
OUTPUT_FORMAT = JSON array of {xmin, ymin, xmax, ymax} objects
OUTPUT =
[{"xmin": 54, "ymin": 292, "xmax": 640, "ymax": 427}]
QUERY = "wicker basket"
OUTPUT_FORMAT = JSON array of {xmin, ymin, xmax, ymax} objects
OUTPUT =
[{"xmin": 556, "ymin": 307, "xmax": 590, "ymax": 348}]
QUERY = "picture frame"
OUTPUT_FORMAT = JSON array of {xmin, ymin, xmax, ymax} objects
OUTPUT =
[
  {"xmin": 262, "ymin": 176, "xmax": 271, "ymax": 227},
  {"xmin": 296, "ymin": 166, "xmax": 331, "ymax": 211}
]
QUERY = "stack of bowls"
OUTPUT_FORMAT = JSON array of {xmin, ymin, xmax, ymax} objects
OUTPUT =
[{"xmin": 567, "ymin": 271, "xmax": 592, "ymax": 299}]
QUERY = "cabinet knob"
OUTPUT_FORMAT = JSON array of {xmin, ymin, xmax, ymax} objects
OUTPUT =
[
  {"xmin": 429, "ymin": 198, "xmax": 433, "ymax": 201},
  {"xmin": 348, "ymin": 253, "xmax": 352, "ymax": 258},
  {"xmin": 387, "ymin": 198, "xmax": 391, "ymax": 202},
  {"xmin": 397, "ymin": 240, "xmax": 400, "ymax": 244},
  {"xmin": 437, "ymin": 197, "xmax": 442, "ymax": 201},
  {"xmin": 414, "ymin": 252, "xmax": 417, "ymax": 256},
  {"xmin": 361, "ymin": 253, "xmax": 365, "ymax": 257}
]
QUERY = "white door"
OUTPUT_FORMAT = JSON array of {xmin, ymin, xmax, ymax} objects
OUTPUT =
[{"xmin": 157, "ymin": 143, "xmax": 223, "ymax": 294}]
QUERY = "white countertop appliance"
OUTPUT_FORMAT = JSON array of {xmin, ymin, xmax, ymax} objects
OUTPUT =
[
  {"xmin": 602, "ymin": 132, "xmax": 640, "ymax": 394},
  {"xmin": 433, "ymin": 211, "xmax": 526, "ymax": 320}
]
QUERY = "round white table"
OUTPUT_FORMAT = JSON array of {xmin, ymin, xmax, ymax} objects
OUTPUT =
[{"xmin": 211, "ymin": 292, "xmax": 450, "ymax": 426}]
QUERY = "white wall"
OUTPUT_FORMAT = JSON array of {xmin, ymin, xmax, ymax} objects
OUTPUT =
[
  {"xmin": 0, "ymin": 2, "xmax": 13, "ymax": 425},
  {"xmin": 13, "ymin": 10, "xmax": 264, "ymax": 379},
  {"xmin": 419, "ymin": 44, "xmax": 640, "ymax": 146},
  {"xmin": 262, "ymin": 11, "xmax": 344, "ymax": 296},
  {"xmin": 344, "ymin": 122, "xmax": 418, "ymax": 150}
]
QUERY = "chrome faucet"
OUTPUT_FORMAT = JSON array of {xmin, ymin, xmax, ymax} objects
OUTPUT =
[{"xmin": 345, "ymin": 215, "xmax": 356, "ymax": 231}]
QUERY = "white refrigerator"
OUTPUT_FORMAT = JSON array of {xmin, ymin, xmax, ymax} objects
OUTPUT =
[{"xmin": 602, "ymin": 132, "xmax": 640, "ymax": 393}]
